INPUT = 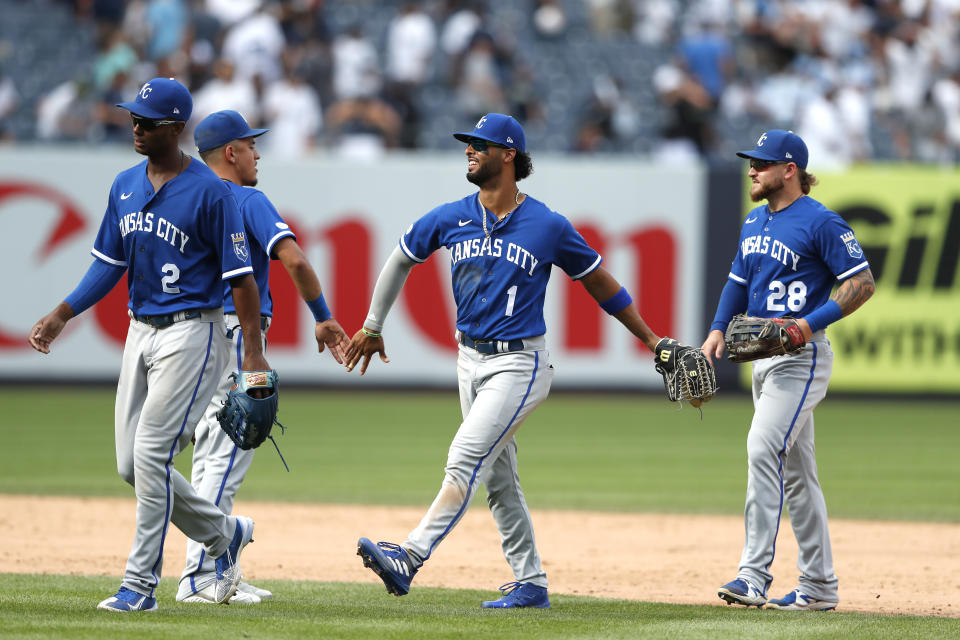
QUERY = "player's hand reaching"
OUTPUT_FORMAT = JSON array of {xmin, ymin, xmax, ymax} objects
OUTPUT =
[
  {"xmin": 28, "ymin": 303, "xmax": 74, "ymax": 354},
  {"xmin": 701, "ymin": 329, "xmax": 726, "ymax": 365},
  {"xmin": 316, "ymin": 318, "xmax": 350, "ymax": 364},
  {"xmin": 345, "ymin": 328, "xmax": 390, "ymax": 375}
]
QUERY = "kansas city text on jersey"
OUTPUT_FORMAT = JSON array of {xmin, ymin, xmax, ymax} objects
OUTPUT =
[
  {"xmin": 449, "ymin": 236, "xmax": 541, "ymax": 276},
  {"xmin": 118, "ymin": 210, "xmax": 191, "ymax": 253},
  {"xmin": 740, "ymin": 234, "xmax": 800, "ymax": 271}
]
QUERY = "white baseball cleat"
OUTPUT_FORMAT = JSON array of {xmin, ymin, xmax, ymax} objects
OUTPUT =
[{"xmin": 763, "ymin": 588, "xmax": 837, "ymax": 611}]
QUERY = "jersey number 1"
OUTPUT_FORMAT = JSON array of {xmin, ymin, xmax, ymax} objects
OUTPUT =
[{"xmin": 505, "ymin": 285, "xmax": 517, "ymax": 316}]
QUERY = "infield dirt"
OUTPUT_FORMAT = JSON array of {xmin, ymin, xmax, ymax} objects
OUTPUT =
[{"xmin": 1, "ymin": 494, "xmax": 956, "ymax": 616}]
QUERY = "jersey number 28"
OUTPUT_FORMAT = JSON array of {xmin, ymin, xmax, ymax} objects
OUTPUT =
[{"xmin": 767, "ymin": 279, "xmax": 806, "ymax": 312}]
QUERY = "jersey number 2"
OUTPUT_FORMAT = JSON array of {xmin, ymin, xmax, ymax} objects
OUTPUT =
[
  {"xmin": 161, "ymin": 263, "xmax": 181, "ymax": 294},
  {"xmin": 767, "ymin": 280, "xmax": 807, "ymax": 312}
]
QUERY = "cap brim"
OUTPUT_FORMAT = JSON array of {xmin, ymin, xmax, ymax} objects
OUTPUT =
[
  {"xmin": 736, "ymin": 149, "xmax": 780, "ymax": 162},
  {"xmin": 453, "ymin": 131, "xmax": 500, "ymax": 144},
  {"xmin": 116, "ymin": 101, "xmax": 172, "ymax": 120}
]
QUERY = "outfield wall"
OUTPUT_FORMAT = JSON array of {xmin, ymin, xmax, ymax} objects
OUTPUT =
[
  {"xmin": 2, "ymin": 148, "xmax": 957, "ymax": 394},
  {"xmin": 0, "ymin": 148, "xmax": 706, "ymax": 389}
]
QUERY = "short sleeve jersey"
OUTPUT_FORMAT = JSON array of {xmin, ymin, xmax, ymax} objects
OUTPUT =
[
  {"xmin": 400, "ymin": 193, "xmax": 602, "ymax": 340},
  {"xmin": 728, "ymin": 195, "xmax": 869, "ymax": 317},
  {"xmin": 220, "ymin": 183, "xmax": 296, "ymax": 316},
  {"xmin": 91, "ymin": 158, "xmax": 252, "ymax": 315}
]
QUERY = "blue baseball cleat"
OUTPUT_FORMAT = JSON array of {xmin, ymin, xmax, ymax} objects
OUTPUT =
[
  {"xmin": 213, "ymin": 515, "xmax": 255, "ymax": 603},
  {"xmin": 718, "ymin": 578, "xmax": 767, "ymax": 607},
  {"xmin": 97, "ymin": 586, "xmax": 158, "ymax": 612},
  {"xmin": 763, "ymin": 588, "xmax": 837, "ymax": 611},
  {"xmin": 357, "ymin": 538, "xmax": 417, "ymax": 596},
  {"xmin": 481, "ymin": 581, "xmax": 550, "ymax": 608}
]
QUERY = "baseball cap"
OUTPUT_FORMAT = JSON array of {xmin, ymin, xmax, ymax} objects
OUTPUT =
[
  {"xmin": 194, "ymin": 110, "xmax": 268, "ymax": 153},
  {"xmin": 116, "ymin": 77, "xmax": 192, "ymax": 121},
  {"xmin": 453, "ymin": 113, "xmax": 526, "ymax": 152},
  {"xmin": 736, "ymin": 129, "xmax": 808, "ymax": 169}
]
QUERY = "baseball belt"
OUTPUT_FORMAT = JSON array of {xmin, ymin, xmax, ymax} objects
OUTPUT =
[
  {"xmin": 458, "ymin": 333, "xmax": 525, "ymax": 355},
  {"xmin": 130, "ymin": 309, "xmax": 202, "ymax": 329}
]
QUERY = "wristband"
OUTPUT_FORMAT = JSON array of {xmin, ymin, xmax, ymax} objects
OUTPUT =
[
  {"xmin": 802, "ymin": 299, "xmax": 843, "ymax": 334},
  {"xmin": 361, "ymin": 327, "xmax": 382, "ymax": 338},
  {"xmin": 599, "ymin": 287, "xmax": 633, "ymax": 315},
  {"xmin": 306, "ymin": 293, "xmax": 332, "ymax": 322}
]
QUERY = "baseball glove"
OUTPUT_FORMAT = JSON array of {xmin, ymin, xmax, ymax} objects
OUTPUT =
[
  {"xmin": 654, "ymin": 337, "xmax": 718, "ymax": 408},
  {"xmin": 217, "ymin": 370, "xmax": 286, "ymax": 454},
  {"xmin": 724, "ymin": 314, "xmax": 806, "ymax": 363}
]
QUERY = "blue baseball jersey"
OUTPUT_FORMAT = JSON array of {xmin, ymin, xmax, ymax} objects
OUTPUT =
[
  {"xmin": 220, "ymin": 183, "xmax": 296, "ymax": 316},
  {"xmin": 728, "ymin": 195, "xmax": 869, "ymax": 317},
  {"xmin": 400, "ymin": 193, "xmax": 602, "ymax": 340},
  {"xmin": 91, "ymin": 158, "xmax": 252, "ymax": 315}
]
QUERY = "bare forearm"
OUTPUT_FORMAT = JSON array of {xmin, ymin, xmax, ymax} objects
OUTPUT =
[
  {"xmin": 580, "ymin": 267, "xmax": 660, "ymax": 351},
  {"xmin": 229, "ymin": 274, "xmax": 265, "ymax": 359},
  {"xmin": 275, "ymin": 238, "xmax": 323, "ymax": 302},
  {"xmin": 833, "ymin": 268, "xmax": 875, "ymax": 316}
]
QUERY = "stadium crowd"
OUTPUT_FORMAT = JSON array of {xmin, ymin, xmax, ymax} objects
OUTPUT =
[{"xmin": 3, "ymin": 0, "xmax": 960, "ymax": 165}]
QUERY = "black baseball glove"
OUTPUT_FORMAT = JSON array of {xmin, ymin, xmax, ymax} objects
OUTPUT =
[
  {"xmin": 217, "ymin": 370, "xmax": 283, "ymax": 451},
  {"xmin": 654, "ymin": 337, "xmax": 718, "ymax": 407},
  {"xmin": 724, "ymin": 314, "xmax": 806, "ymax": 363}
]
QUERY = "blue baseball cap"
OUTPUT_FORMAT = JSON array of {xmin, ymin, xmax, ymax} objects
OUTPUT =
[
  {"xmin": 736, "ymin": 129, "xmax": 808, "ymax": 169},
  {"xmin": 453, "ymin": 113, "xmax": 526, "ymax": 152},
  {"xmin": 194, "ymin": 110, "xmax": 268, "ymax": 153},
  {"xmin": 116, "ymin": 77, "xmax": 192, "ymax": 121}
]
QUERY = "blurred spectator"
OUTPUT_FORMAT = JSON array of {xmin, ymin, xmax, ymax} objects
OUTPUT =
[
  {"xmin": 532, "ymin": 0, "xmax": 568, "ymax": 40},
  {"xmin": 386, "ymin": 3, "xmax": 436, "ymax": 86},
  {"xmin": 652, "ymin": 61, "xmax": 713, "ymax": 159},
  {"xmin": 384, "ymin": 3, "xmax": 436, "ymax": 149},
  {"xmin": 676, "ymin": 17, "xmax": 734, "ymax": 104},
  {"xmin": 205, "ymin": 0, "xmax": 260, "ymax": 27},
  {"xmin": 144, "ymin": 0, "xmax": 189, "ymax": 61},
  {"xmin": 325, "ymin": 96, "xmax": 401, "ymax": 161},
  {"xmin": 92, "ymin": 25, "xmax": 138, "ymax": 93},
  {"xmin": 933, "ymin": 66, "xmax": 960, "ymax": 160},
  {"xmin": 221, "ymin": 3, "xmax": 286, "ymax": 85},
  {"xmin": 0, "ymin": 66, "xmax": 20, "ymax": 141},
  {"xmin": 633, "ymin": 0, "xmax": 677, "ymax": 45},
  {"xmin": 585, "ymin": 0, "xmax": 635, "ymax": 37},
  {"xmin": 36, "ymin": 79, "xmax": 97, "ymax": 141},
  {"xmin": 440, "ymin": 0, "xmax": 483, "ymax": 58},
  {"xmin": 796, "ymin": 81, "xmax": 851, "ymax": 171},
  {"xmin": 261, "ymin": 54, "xmax": 323, "ymax": 159},
  {"xmin": 574, "ymin": 74, "xmax": 639, "ymax": 152},
  {"xmin": 455, "ymin": 31, "xmax": 508, "ymax": 122},
  {"xmin": 332, "ymin": 24, "xmax": 381, "ymax": 101},
  {"xmin": 191, "ymin": 58, "xmax": 260, "ymax": 130}
]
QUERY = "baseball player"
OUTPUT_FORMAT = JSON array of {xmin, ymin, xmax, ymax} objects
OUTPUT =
[
  {"xmin": 176, "ymin": 110, "xmax": 350, "ymax": 604},
  {"xmin": 701, "ymin": 130, "xmax": 875, "ymax": 611},
  {"xmin": 28, "ymin": 78, "xmax": 269, "ymax": 612},
  {"xmin": 345, "ymin": 113, "xmax": 662, "ymax": 608}
]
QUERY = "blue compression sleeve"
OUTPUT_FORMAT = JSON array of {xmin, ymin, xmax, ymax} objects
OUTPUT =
[
  {"xmin": 709, "ymin": 279, "xmax": 748, "ymax": 333},
  {"xmin": 64, "ymin": 260, "xmax": 126, "ymax": 316},
  {"xmin": 802, "ymin": 299, "xmax": 843, "ymax": 333}
]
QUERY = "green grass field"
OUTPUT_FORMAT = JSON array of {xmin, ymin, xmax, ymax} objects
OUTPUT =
[{"xmin": 2, "ymin": 387, "xmax": 959, "ymax": 638}]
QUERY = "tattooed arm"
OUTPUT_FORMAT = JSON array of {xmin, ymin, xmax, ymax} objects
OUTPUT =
[
  {"xmin": 796, "ymin": 268, "xmax": 875, "ymax": 340},
  {"xmin": 833, "ymin": 267, "xmax": 876, "ymax": 316}
]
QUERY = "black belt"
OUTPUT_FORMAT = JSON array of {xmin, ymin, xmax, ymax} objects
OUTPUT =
[
  {"xmin": 458, "ymin": 333, "xmax": 525, "ymax": 355},
  {"xmin": 132, "ymin": 309, "xmax": 202, "ymax": 329}
]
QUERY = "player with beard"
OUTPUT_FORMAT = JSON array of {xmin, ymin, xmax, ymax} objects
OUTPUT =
[
  {"xmin": 702, "ymin": 130, "xmax": 874, "ymax": 611},
  {"xmin": 345, "ymin": 113, "xmax": 663, "ymax": 608}
]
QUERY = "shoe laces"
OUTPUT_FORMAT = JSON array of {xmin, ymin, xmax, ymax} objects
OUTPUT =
[{"xmin": 497, "ymin": 581, "xmax": 523, "ymax": 596}]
